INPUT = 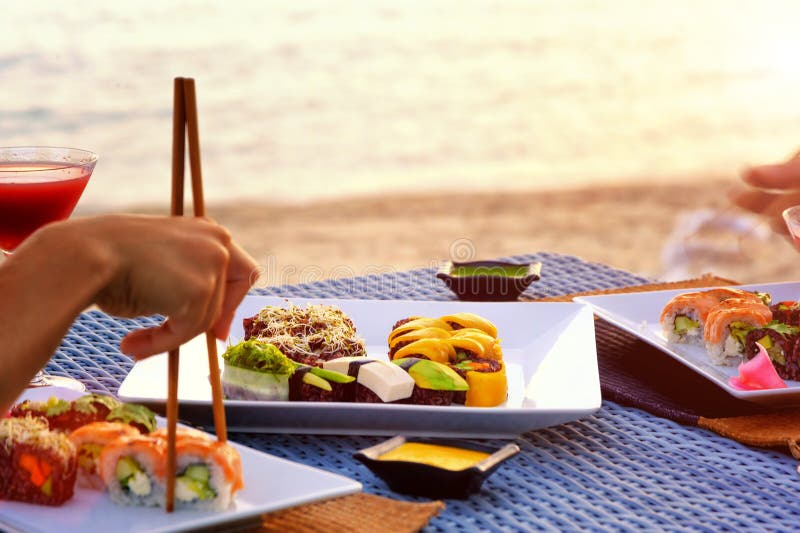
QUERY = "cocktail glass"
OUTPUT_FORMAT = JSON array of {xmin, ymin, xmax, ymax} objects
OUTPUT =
[
  {"xmin": 0, "ymin": 146, "xmax": 97, "ymax": 254},
  {"xmin": 0, "ymin": 147, "xmax": 98, "ymax": 391}
]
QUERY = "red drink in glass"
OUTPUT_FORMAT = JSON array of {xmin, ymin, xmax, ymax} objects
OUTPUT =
[
  {"xmin": 0, "ymin": 147, "xmax": 97, "ymax": 254},
  {"xmin": 0, "ymin": 163, "xmax": 91, "ymax": 251},
  {"xmin": 0, "ymin": 147, "xmax": 97, "ymax": 391}
]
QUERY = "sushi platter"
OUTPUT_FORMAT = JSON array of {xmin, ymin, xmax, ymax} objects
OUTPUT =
[
  {"xmin": 119, "ymin": 296, "xmax": 601, "ymax": 437},
  {"xmin": 576, "ymin": 281, "xmax": 800, "ymax": 406},
  {"xmin": 0, "ymin": 386, "xmax": 361, "ymax": 533}
]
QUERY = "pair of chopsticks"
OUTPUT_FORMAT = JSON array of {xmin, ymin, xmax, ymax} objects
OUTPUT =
[{"xmin": 167, "ymin": 77, "xmax": 228, "ymax": 512}]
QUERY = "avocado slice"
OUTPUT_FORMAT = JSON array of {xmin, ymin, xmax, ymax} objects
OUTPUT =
[
  {"xmin": 308, "ymin": 366, "xmax": 355, "ymax": 384},
  {"xmin": 756, "ymin": 335, "xmax": 773, "ymax": 349},
  {"xmin": 116, "ymin": 456, "xmax": 140, "ymax": 485},
  {"xmin": 393, "ymin": 357, "xmax": 469, "ymax": 391},
  {"xmin": 302, "ymin": 372, "xmax": 333, "ymax": 391},
  {"xmin": 729, "ymin": 321, "xmax": 753, "ymax": 347},
  {"xmin": 673, "ymin": 315, "xmax": 698, "ymax": 334}
]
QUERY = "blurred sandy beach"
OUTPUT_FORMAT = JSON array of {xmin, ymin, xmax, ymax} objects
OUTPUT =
[
  {"xmin": 5, "ymin": 1, "xmax": 800, "ymax": 286},
  {"xmin": 125, "ymin": 177, "xmax": 799, "ymax": 287}
]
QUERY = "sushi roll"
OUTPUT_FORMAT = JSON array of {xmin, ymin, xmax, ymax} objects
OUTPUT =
[
  {"xmin": 770, "ymin": 301, "xmax": 800, "ymax": 326},
  {"xmin": 8, "ymin": 394, "xmax": 154, "ymax": 435},
  {"xmin": 388, "ymin": 317, "xmax": 453, "ymax": 345},
  {"xmin": 659, "ymin": 291, "xmax": 720, "ymax": 344},
  {"xmin": 702, "ymin": 288, "xmax": 770, "ymax": 305},
  {"xmin": 289, "ymin": 365, "xmax": 355, "ymax": 402},
  {"xmin": 9, "ymin": 396, "xmax": 75, "ymax": 431},
  {"xmin": 393, "ymin": 357, "xmax": 468, "ymax": 406},
  {"xmin": 221, "ymin": 340, "xmax": 296, "ymax": 401},
  {"xmin": 660, "ymin": 289, "xmax": 771, "ymax": 346},
  {"xmin": 99, "ymin": 435, "xmax": 166, "ymax": 507},
  {"xmin": 69, "ymin": 422, "xmax": 141, "ymax": 489},
  {"xmin": 388, "ymin": 327, "xmax": 451, "ymax": 358},
  {"xmin": 148, "ymin": 428, "xmax": 244, "ymax": 511},
  {"xmin": 391, "ymin": 338, "xmax": 457, "ymax": 364},
  {"xmin": 166, "ymin": 431, "xmax": 243, "ymax": 511},
  {"xmin": 0, "ymin": 417, "xmax": 77, "ymax": 506},
  {"xmin": 106, "ymin": 403, "xmax": 157, "ymax": 434},
  {"xmin": 744, "ymin": 322, "xmax": 800, "ymax": 381},
  {"xmin": 704, "ymin": 298, "xmax": 772, "ymax": 365},
  {"xmin": 322, "ymin": 357, "xmax": 415, "ymax": 403},
  {"xmin": 450, "ymin": 329, "xmax": 503, "ymax": 360},
  {"xmin": 439, "ymin": 313, "xmax": 499, "ymax": 338},
  {"xmin": 450, "ymin": 358, "xmax": 508, "ymax": 407},
  {"xmin": 243, "ymin": 304, "xmax": 367, "ymax": 365}
]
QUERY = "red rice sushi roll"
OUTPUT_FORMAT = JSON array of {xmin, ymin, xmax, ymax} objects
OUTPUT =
[
  {"xmin": 323, "ymin": 357, "xmax": 414, "ymax": 403},
  {"xmin": 289, "ymin": 365, "xmax": 355, "ymax": 402},
  {"xmin": 744, "ymin": 323, "xmax": 800, "ymax": 381},
  {"xmin": 8, "ymin": 393, "xmax": 155, "ymax": 435},
  {"xmin": 770, "ymin": 301, "xmax": 800, "ymax": 326},
  {"xmin": 450, "ymin": 358, "xmax": 508, "ymax": 407},
  {"xmin": 9, "ymin": 396, "xmax": 83, "ymax": 432},
  {"xmin": 392, "ymin": 357, "xmax": 468, "ymax": 406},
  {"xmin": 0, "ymin": 417, "xmax": 77, "ymax": 506}
]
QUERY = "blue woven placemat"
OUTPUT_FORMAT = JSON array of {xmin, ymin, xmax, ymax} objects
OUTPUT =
[{"xmin": 44, "ymin": 252, "xmax": 800, "ymax": 531}]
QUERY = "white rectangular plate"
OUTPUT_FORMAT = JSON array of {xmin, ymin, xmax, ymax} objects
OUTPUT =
[
  {"xmin": 119, "ymin": 297, "xmax": 600, "ymax": 437},
  {"xmin": 0, "ymin": 387, "xmax": 361, "ymax": 533},
  {"xmin": 575, "ymin": 281, "xmax": 800, "ymax": 407}
]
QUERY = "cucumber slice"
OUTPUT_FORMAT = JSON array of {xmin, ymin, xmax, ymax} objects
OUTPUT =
[
  {"xmin": 183, "ymin": 464, "xmax": 210, "ymax": 482},
  {"xmin": 176, "ymin": 477, "xmax": 216, "ymax": 501}
]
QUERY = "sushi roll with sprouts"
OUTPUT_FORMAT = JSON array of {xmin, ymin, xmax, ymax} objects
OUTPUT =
[{"xmin": 0, "ymin": 417, "xmax": 77, "ymax": 506}]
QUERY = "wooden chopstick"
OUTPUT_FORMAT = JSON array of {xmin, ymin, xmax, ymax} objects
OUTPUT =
[
  {"xmin": 165, "ymin": 76, "xmax": 186, "ymax": 513},
  {"xmin": 181, "ymin": 77, "xmax": 228, "ymax": 444},
  {"xmin": 164, "ymin": 76, "xmax": 229, "ymax": 513}
]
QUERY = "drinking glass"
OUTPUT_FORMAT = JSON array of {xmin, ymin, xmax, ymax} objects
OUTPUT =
[
  {"xmin": 783, "ymin": 205, "xmax": 800, "ymax": 247},
  {"xmin": 0, "ymin": 147, "xmax": 98, "ymax": 390}
]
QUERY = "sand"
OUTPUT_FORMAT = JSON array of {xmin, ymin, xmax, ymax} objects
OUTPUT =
[{"xmin": 124, "ymin": 179, "xmax": 799, "ymax": 288}]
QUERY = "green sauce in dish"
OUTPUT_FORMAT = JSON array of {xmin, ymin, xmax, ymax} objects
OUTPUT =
[{"xmin": 450, "ymin": 265, "xmax": 528, "ymax": 278}]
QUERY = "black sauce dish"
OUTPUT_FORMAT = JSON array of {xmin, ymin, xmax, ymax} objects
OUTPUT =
[
  {"xmin": 436, "ymin": 260, "xmax": 542, "ymax": 301},
  {"xmin": 353, "ymin": 436, "xmax": 520, "ymax": 499}
]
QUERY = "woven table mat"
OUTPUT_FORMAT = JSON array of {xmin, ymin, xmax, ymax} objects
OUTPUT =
[
  {"xmin": 260, "ymin": 493, "xmax": 445, "ymax": 533},
  {"xmin": 44, "ymin": 255, "xmax": 800, "ymax": 530}
]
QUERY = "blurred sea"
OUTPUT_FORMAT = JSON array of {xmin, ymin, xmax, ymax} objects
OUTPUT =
[{"xmin": 1, "ymin": 0, "xmax": 800, "ymax": 210}]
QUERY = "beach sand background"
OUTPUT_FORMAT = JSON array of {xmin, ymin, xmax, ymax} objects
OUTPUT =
[
  {"xmin": 125, "ymin": 177, "xmax": 800, "ymax": 289},
  {"xmin": 6, "ymin": 2, "xmax": 800, "ymax": 288}
]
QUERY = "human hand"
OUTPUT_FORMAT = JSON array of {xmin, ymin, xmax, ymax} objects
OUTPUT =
[
  {"xmin": 57, "ymin": 215, "xmax": 258, "ymax": 358},
  {"xmin": 729, "ymin": 150, "xmax": 800, "ymax": 234}
]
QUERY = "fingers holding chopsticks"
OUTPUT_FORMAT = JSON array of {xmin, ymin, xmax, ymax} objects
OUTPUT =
[{"xmin": 68, "ymin": 214, "xmax": 258, "ymax": 358}]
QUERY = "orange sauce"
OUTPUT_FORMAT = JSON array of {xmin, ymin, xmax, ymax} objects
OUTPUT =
[{"xmin": 377, "ymin": 442, "xmax": 490, "ymax": 471}]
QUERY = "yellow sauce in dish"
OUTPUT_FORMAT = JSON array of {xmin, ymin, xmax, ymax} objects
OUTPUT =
[{"xmin": 377, "ymin": 442, "xmax": 490, "ymax": 471}]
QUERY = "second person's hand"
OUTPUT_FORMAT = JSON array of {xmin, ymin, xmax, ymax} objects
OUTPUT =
[{"xmin": 729, "ymin": 150, "xmax": 800, "ymax": 234}]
